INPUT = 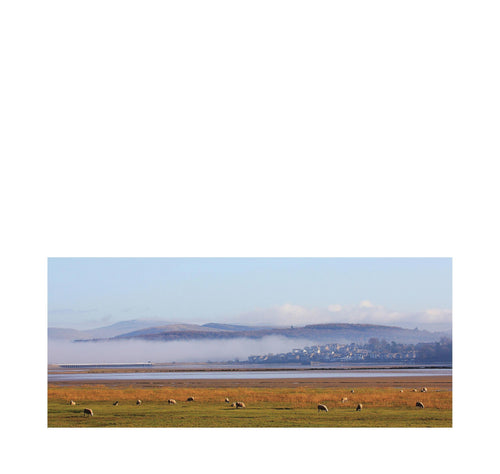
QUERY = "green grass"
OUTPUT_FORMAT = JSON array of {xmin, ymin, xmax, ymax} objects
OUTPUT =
[{"xmin": 48, "ymin": 400, "xmax": 452, "ymax": 428}]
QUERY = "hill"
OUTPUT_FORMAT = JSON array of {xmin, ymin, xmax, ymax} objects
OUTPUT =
[
  {"xmin": 202, "ymin": 323, "xmax": 271, "ymax": 331},
  {"xmin": 70, "ymin": 321, "xmax": 450, "ymax": 345},
  {"xmin": 48, "ymin": 319, "xmax": 176, "ymax": 340}
]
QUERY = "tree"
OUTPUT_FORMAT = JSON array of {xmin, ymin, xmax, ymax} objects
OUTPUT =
[{"xmin": 368, "ymin": 337, "xmax": 379, "ymax": 347}]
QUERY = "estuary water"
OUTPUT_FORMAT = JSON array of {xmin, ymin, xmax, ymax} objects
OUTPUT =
[{"xmin": 48, "ymin": 367, "xmax": 451, "ymax": 382}]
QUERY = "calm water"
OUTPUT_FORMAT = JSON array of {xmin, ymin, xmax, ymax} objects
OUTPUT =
[{"xmin": 48, "ymin": 368, "xmax": 451, "ymax": 382}]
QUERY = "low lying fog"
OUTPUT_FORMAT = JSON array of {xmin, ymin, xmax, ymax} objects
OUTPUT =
[{"xmin": 48, "ymin": 336, "xmax": 317, "ymax": 364}]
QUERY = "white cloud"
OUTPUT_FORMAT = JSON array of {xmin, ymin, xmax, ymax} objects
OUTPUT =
[
  {"xmin": 359, "ymin": 300, "xmax": 375, "ymax": 308},
  {"xmin": 421, "ymin": 308, "xmax": 453, "ymax": 324},
  {"xmin": 226, "ymin": 302, "xmax": 452, "ymax": 331}
]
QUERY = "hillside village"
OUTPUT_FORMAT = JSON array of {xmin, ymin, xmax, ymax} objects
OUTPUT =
[{"xmin": 246, "ymin": 338, "xmax": 452, "ymax": 365}]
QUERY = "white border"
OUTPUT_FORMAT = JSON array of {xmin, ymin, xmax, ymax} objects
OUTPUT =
[{"xmin": 3, "ymin": 0, "xmax": 499, "ymax": 472}]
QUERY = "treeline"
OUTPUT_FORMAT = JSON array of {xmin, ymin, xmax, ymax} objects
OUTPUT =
[{"xmin": 367, "ymin": 337, "xmax": 452, "ymax": 362}]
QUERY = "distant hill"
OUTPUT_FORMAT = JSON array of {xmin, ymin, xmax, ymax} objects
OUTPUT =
[
  {"xmin": 48, "ymin": 319, "xmax": 176, "ymax": 340},
  {"xmin": 48, "ymin": 327, "xmax": 87, "ymax": 340},
  {"xmin": 202, "ymin": 323, "xmax": 271, "ymax": 331},
  {"xmin": 70, "ymin": 321, "xmax": 450, "ymax": 345},
  {"xmin": 297, "ymin": 323, "xmax": 449, "ymax": 343},
  {"xmin": 117, "ymin": 323, "xmax": 229, "ymax": 338}
]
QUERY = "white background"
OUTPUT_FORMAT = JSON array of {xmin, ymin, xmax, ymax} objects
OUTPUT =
[{"xmin": 1, "ymin": 1, "xmax": 499, "ymax": 473}]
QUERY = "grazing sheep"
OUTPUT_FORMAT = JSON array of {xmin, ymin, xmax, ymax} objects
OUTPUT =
[
  {"xmin": 317, "ymin": 404, "xmax": 328, "ymax": 412},
  {"xmin": 136, "ymin": 399, "xmax": 142, "ymax": 405},
  {"xmin": 351, "ymin": 389, "xmax": 355, "ymax": 393},
  {"xmin": 412, "ymin": 389, "xmax": 418, "ymax": 392},
  {"xmin": 69, "ymin": 400, "xmax": 76, "ymax": 406},
  {"xmin": 235, "ymin": 401, "xmax": 246, "ymax": 408},
  {"xmin": 400, "ymin": 390, "xmax": 404, "ymax": 393},
  {"xmin": 168, "ymin": 399, "xmax": 177, "ymax": 405},
  {"xmin": 225, "ymin": 397, "xmax": 230, "ymax": 403},
  {"xmin": 83, "ymin": 408, "xmax": 93, "ymax": 417},
  {"xmin": 113, "ymin": 401, "xmax": 119, "ymax": 406},
  {"xmin": 341, "ymin": 397, "xmax": 348, "ymax": 403},
  {"xmin": 187, "ymin": 396, "xmax": 195, "ymax": 402},
  {"xmin": 356, "ymin": 404, "xmax": 363, "ymax": 411},
  {"xmin": 230, "ymin": 402, "xmax": 236, "ymax": 407},
  {"xmin": 421, "ymin": 387, "xmax": 428, "ymax": 393},
  {"xmin": 416, "ymin": 401, "xmax": 424, "ymax": 408}
]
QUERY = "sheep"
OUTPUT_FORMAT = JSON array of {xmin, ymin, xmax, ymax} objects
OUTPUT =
[
  {"xmin": 69, "ymin": 400, "xmax": 76, "ymax": 406},
  {"xmin": 317, "ymin": 404, "xmax": 328, "ymax": 412},
  {"xmin": 416, "ymin": 401, "xmax": 424, "ymax": 408},
  {"xmin": 168, "ymin": 399, "xmax": 177, "ymax": 405},
  {"xmin": 421, "ymin": 387, "xmax": 428, "ymax": 393},
  {"xmin": 400, "ymin": 390, "xmax": 404, "ymax": 393},
  {"xmin": 351, "ymin": 389, "xmax": 355, "ymax": 393},
  {"xmin": 136, "ymin": 399, "xmax": 142, "ymax": 405},
  {"xmin": 83, "ymin": 408, "xmax": 93, "ymax": 417},
  {"xmin": 113, "ymin": 401, "xmax": 119, "ymax": 406},
  {"xmin": 225, "ymin": 397, "xmax": 230, "ymax": 403},
  {"xmin": 230, "ymin": 402, "xmax": 237, "ymax": 407},
  {"xmin": 412, "ymin": 389, "xmax": 418, "ymax": 392},
  {"xmin": 356, "ymin": 404, "xmax": 363, "ymax": 411},
  {"xmin": 341, "ymin": 397, "xmax": 348, "ymax": 403},
  {"xmin": 187, "ymin": 396, "xmax": 195, "ymax": 402},
  {"xmin": 235, "ymin": 401, "xmax": 246, "ymax": 408}
]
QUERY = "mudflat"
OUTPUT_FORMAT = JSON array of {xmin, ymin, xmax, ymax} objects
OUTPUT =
[{"xmin": 48, "ymin": 375, "xmax": 451, "ymax": 389}]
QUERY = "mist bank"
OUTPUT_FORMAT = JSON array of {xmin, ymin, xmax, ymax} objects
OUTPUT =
[{"xmin": 48, "ymin": 336, "xmax": 319, "ymax": 364}]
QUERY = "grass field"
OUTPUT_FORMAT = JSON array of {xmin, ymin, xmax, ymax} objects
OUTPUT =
[{"xmin": 48, "ymin": 382, "xmax": 452, "ymax": 427}]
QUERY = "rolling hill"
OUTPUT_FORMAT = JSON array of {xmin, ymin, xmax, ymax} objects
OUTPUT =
[
  {"xmin": 57, "ymin": 320, "xmax": 451, "ymax": 345},
  {"xmin": 48, "ymin": 319, "xmax": 176, "ymax": 340}
]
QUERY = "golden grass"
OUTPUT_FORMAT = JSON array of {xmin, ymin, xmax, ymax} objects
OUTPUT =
[{"xmin": 48, "ymin": 385, "xmax": 452, "ymax": 410}]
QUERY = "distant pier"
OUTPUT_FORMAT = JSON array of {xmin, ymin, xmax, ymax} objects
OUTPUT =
[{"xmin": 57, "ymin": 362, "xmax": 153, "ymax": 369}]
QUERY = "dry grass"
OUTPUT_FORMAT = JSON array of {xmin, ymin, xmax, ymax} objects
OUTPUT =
[{"xmin": 48, "ymin": 384, "xmax": 452, "ymax": 410}]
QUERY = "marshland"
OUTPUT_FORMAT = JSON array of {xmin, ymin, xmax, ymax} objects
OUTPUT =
[{"xmin": 48, "ymin": 373, "xmax": 452, "ymax": 427}]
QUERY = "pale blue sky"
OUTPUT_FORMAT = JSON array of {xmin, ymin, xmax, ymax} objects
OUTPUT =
[{"xmin": 48, "ymin": 258, "xmax": 452, "ymax": 330}]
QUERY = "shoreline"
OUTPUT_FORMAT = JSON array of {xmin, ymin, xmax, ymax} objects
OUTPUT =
[
  {"xmin": 48, "ymin": 374, "xmax": 452, "ymax": 389},
  {"xmin": 48, "ymin": 363, "xmax": 452, "ymax": 374}
]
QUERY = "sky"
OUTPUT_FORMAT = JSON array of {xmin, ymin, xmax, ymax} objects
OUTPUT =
[{"xmin": 48, "ymin": 257, "xmax": 452, "ymax": 331}]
